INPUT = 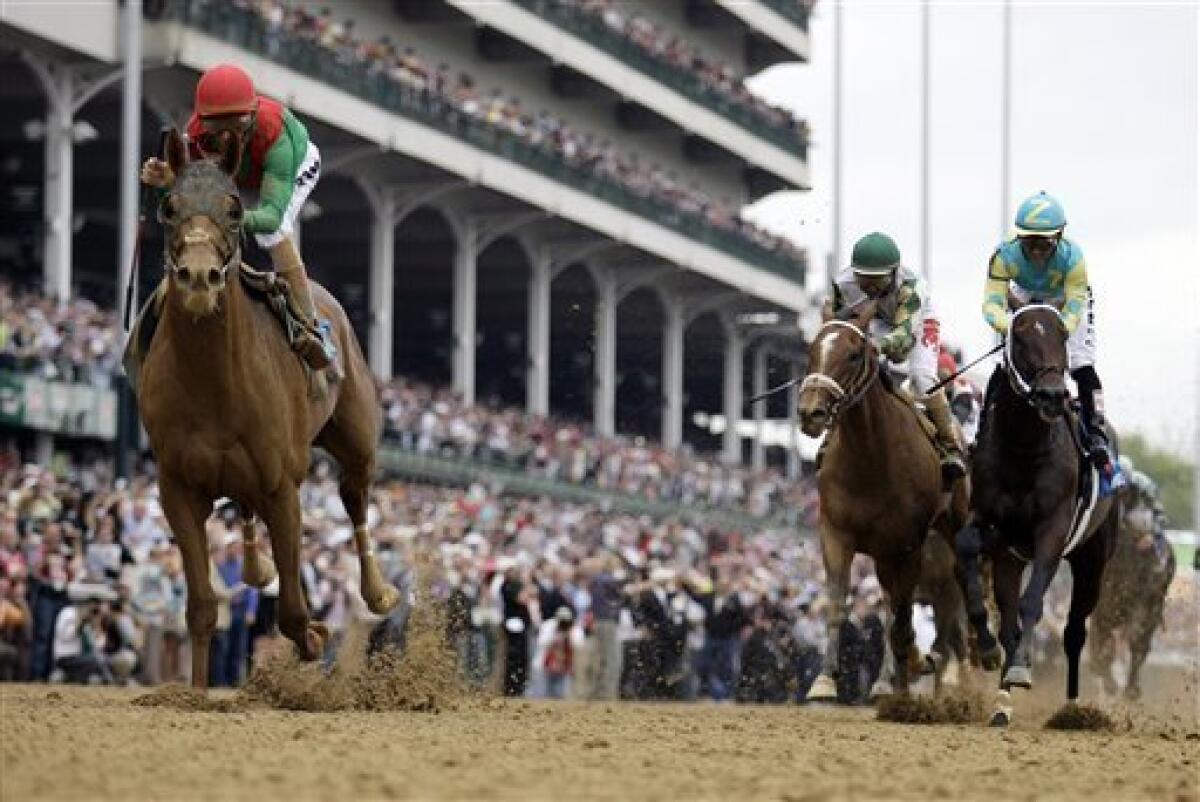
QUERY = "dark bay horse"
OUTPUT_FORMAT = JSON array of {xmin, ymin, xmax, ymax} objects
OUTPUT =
[
  {"xmin": 798, "ymin": 303, "xmax": 970, "ymax": 699},
  {"xmin": 1089, "ymin": 489, "xmax": 1175, "ymax": 699},
  {"xmin": 135, "ymin": 129, "xmax": 398, "ymax": 688},
  {"xmin": 956, "ymin": 304, "xmax": 1118, "ymax": 725}
]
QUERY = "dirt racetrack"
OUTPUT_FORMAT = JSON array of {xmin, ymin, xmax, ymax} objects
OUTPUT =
[{"xmin": 3, "ymin": 672, "xmax": 1197, "ymax": 802}]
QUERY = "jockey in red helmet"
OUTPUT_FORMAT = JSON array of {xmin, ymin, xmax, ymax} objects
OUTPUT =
[{"xmin": 141, "ymin": 63, "xmax": 332, "ymax": 369}]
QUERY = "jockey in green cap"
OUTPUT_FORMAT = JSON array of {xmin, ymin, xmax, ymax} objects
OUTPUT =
[
  {"xmin": 982, "ymin": 191, "xmax": 1111, "ymax": 471},
  {"xmin": 823, "ymin": 232, "xmax": 967, "ymax": 481}
]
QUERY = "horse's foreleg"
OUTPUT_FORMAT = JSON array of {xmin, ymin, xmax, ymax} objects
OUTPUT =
[
  {"xmin": 807, "ymin": 526, "xmax": 853, "ymax": 702},
  {"xmin": 158, "ymin": 476, "xmax": 216, "ymax": 690},
  {"xmin": 992, "ymin": 551, "xmax": 1023, "ymax": 687},
  {"xmin": 261, "ymin": 493, "xmax": 326, "ymax": 661},
  {"xmin": 877, "ymin": 560, "xmax": 918, "ymax": 696},
  {"xmin": 956, "ymin": 519, "xmax": 1000, "ymax": 669}
]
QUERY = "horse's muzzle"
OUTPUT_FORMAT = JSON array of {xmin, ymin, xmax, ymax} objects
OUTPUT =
[
  {"xmin": 798, "ymin": 401, "xmax": 830, "ymax": 438},
  {"xmin": 1032, "ymin": 387, "xmax": 1067, "ymax": 421}
]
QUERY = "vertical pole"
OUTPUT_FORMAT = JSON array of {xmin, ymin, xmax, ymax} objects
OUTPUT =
[
  {"xmin": 661, "ymin": 295, "xmax": 684, "ymax": 450},
  {"xmin": 1000, "ymin": 0, "xmax": 1013, "ymax": 238},
  {"xmin": 114, "ymin": 0, "xmax": 142, "ymax": 480},
  {"xmin": 920, "ymin": 0, "xmax": 932, "ymax": 283},
  {"xmin": 527, "ymin": 252, "xmax": 552, "ymax": 418},
  {"xmin": 593, "ymin": 268, "xmax": 617, "ymax": 438},
  {"xmin": 751, "ymin": 347, "xmax": 767, "ymax": 470},
  {"xmin": 722, "ymin": 322, "xmax": 744, "ymax": 466},
  {"xmin": 368, "ymin": 192, "xmax": 396, "ymax": 380},
  {"xmin": 831, "ymin": 0, "xmax": 845, "ymax": 272},
  {"xmin": 453, "ymin": 220, "xmax": 477, "ymax": 405}
]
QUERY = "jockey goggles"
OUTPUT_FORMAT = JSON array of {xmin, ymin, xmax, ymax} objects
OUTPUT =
[{"xmin": 200, "ymin": 110, "xmax": 256, "ymax": 135}]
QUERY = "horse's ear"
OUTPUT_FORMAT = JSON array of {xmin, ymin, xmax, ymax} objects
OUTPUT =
[
  {"xmin": 1006, "ymin": 290, "xmax": 1026, "ymax": 311},
  {"xmin": 165, "ymin": 127, "xmax": 188, "ymax": 178},
  {"xmin": 215, "ymin": 130, "xmax": 242, "ymax": 177}
]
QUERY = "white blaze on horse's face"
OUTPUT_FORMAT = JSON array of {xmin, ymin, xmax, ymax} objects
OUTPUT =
[
  {"xmin": 172, "ymin": 217, "xmax": 229, "ymax": 318},
  {"xmin": 799, "ymin": 321, "xmax": 865, "ymax": 437}
]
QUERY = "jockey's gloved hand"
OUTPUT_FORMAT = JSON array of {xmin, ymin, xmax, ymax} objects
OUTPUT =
[{"xmin": 877, "ymin": 335, "xmax": 906, "ymax": 363}]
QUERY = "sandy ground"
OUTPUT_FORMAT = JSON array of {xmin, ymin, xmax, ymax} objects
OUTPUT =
[{"xmin": 2, "ymin": 672, "xmax": 1197, "ymax": 802}]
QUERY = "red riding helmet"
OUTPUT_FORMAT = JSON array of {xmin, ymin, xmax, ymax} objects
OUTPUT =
[{"xmin": 195, "ymin": 64, "xmax": 258, "ymax": 118}]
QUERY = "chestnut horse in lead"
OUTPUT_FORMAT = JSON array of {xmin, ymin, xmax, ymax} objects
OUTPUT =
[{"xmin": 135, "ymin": 129, "xmax": 397, "ymax": 688}]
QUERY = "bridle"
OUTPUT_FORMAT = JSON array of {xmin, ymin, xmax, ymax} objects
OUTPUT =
[
  {"xmin": 1003, "ymin": 304, "xmax": 1066, "ymax": 405},
  {"xmin": 800, "ymin": 319, "xmax": 879, "ymax": 427},
  {"xmin": 160, "ymin": 175, "xmax": 242, "ymax": 288},
  {"xmin": 163, "ymin": 226, "xmax": 241, "ymax": 285}
]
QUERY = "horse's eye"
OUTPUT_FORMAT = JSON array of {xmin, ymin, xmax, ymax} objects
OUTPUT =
[{"xmin": 849, "ymin": 350, "xmax": 864, "ymax": 363}]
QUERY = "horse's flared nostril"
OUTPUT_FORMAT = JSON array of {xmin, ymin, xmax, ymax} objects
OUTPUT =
[
  {"xmin": 177, "ymin": 267, "xmax": 191, "ymax": 284},
  {"xmin": 207, "ymin": 268, "xmax": 221, "ymax": 287}
]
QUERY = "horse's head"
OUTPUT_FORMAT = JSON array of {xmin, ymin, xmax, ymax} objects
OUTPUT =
[
  {"xmin": 159, "ymin": 127, "xmax": 244, "ymax": 319},
  {"xmin": 1005, "ymin": 303, "xmax": 1069, "ymax": 422},
  {"xmin": 797, "ymin": 301, "xmax": 878, "ymax": 437}
]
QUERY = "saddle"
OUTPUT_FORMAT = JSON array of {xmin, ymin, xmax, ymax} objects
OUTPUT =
[
  {"xmin": 878, "ymin": 368, "xmax": 948, "ymax": 449},
  {"xmin": 121, "ymin": 263, "xmax": 339, "ymax": 396}
]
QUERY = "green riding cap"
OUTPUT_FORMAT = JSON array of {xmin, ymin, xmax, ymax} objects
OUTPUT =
[{"xmin": 851, "ymin": 232, "xmax": 902, "ymax": 276}]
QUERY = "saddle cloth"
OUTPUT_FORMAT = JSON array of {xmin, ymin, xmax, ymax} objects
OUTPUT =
[{"xmin": 121, "ymin": 263, "xmax": 338, "ymax": 396}]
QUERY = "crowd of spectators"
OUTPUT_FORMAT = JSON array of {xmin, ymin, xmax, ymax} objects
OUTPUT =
[
  {"xmin": 381, "ymin": 378, "xmax": 817, "ymax": 523},
  {"xmin": 212, "ymin": 0, "xmax": 806, "ymax": 266},
  {"xmin": 0, "ymin": 444, "xmax": 892, "ymax": 703},
  {"xmin": 550, "ymin": 0, "xmax": 808, "ymax": 141},
  {"xmin": 0, "ymin": 283, "xmax": 121, "ymax": 388}
]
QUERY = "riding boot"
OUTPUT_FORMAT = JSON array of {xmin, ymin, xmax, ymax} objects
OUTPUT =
[
  {"xmin": 1071, "ymin": 366, "xmax": 1112, "ymax": 472},
  {"xmin": 925, "ymin": 388, "xmax": 967, "ymax": 482},
  {"xmin": 268, "ymin": 239, "xmax": 335, "ymax": 370}
]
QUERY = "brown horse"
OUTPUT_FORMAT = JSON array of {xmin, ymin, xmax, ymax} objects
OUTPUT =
[
  {"xmin": 798, "ymin": 302, "xmax": 969, "ymax": 699},
  {"xmin": 956, "ymin": 303, "xmax": 1118, "ymax": 725},
  {"xmin": 135, "ymin": 129, "xmax": 398, "ymax": 689},
  {"xmin": 1088, "ymin": 487, "xmax": 1175, "ymax": 699}
]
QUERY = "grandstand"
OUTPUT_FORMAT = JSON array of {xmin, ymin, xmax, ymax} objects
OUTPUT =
[{"xmin": 0, "ymin": 0, "xmax": 813, "ymax": 470}]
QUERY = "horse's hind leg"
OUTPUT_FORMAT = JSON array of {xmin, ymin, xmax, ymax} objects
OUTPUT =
[
  {"xmin": 261, "ymin": 493, "xmax": 326, "ymax": 660},
  {"xmin": 1065, "ymin": 533, "xmax": 1110, "ymax": 702},
  {"xmin": 318, "ymin": 423, "xmax": 399, "ymax": 615}
]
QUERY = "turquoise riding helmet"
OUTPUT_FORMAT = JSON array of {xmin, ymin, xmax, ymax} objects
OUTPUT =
[{"xmin": 1014, "ymin": 191, "xmax": 1066, "ymax": 237}]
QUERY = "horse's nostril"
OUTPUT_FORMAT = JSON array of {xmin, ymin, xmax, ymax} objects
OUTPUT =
[
  {"xmin": 207, "ymin": 268, "xmax": 221, "ymax": 286},
  {"xmin": 177, "ymin": 267, "xmax": 191, "ymax": 284}
]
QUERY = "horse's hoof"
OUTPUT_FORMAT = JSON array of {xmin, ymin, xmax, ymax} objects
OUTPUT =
[
  {"xmin": 869, "ymin": 680, "xmax": 895, "ymax": 700},
  {"xmin": 941, "ymin": 660, "xmax": 962, "ymax": 689},
  {"xmin": 1003, "ymin": 666, "xmax": 1033, "ymax": 689},
  {"xmin": 364, "ymin": 585, "xmax": 400, "ymax": 616},
  {"xmin": 806, "ymin": 675, "xmax": 837, "ymax": 702},
  {"xmin": 921, "ymin": 654, "xmax": 939, "ymax": 676},
  {"xmin": 1123, "ymin": 685, "xmax": 1142, "ymax": 702},
  {"xmin": 990, "ymin": 689, "xmax": 1013, "ymax": 727},
  {"xmin": 300, "ymin": 622, "xmax": 329, "ymax": 661},
  {"xmin": 1102, "ymin": 678, "xmax": 1119, "ymax": 696},
  {"xmin": 980, "ymin": 645, "xmax": 1003, "ymax": 672}
]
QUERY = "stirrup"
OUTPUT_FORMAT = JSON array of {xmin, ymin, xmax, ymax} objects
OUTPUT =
[{"xmin": 294, "ymin": 319, "xmax": 336, "ymax": 370}]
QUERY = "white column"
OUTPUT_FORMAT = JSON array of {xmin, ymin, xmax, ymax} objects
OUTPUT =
[
  {"xmin": 661, "ymin": 295, "xmax": 684, "ymax": 450},
  {"xmin": 787, "ymin": 365, "xmax": 801, "ymax": 480},
  {"xmin": 1000, "ymin": 0, "xmax": 1012, "ymax": 238},
  {"xmin": 831, "ymin": 0, "xmax": 845, "ymax": 273},
  {"xmin": 751, "ymin": 347, "xmax": 767, "ymax": 470},
  {"xmin": 368, "ymin": 192, "xmax": 397, "ymax": 380},
  {"xmin": 527, "ymin": 252, "xmax": 552, "ymax": 418},
  {"xmin": 593, "ymin": 268, "xmax": 617, "ymax": 437},
  {"xmin": 722, "ymin": 323, "xmax": 744, "ymax": 465},
  {"xmin": 35, "ymin": 433, "xmax": 53, "ymax": 467},
  {"xmin": 43, "ymin": 71, "xmax": 74, "ymax": 304},
  {"xmin": 919, "ymin": 0, "xmax": 932, "ymax": 283},
  {"xmin": 453, "ymin": 220, "xmax": 478, "ymax": 405}
]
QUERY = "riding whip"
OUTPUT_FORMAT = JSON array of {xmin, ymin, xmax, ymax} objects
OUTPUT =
[
  {"xmin": 749, "ymin": 377, "xmax": 801, "ymax": 405},
  {"xmin": 928, "ymin": 342, "xmax": 1004, "ymax": 394},
  {"xmin": 123, "ymin": 127, "xmax": 171, "ymax": 332}
]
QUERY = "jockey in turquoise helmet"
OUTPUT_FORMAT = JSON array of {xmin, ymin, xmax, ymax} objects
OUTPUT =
[
  {"xmin": 823, "ymin": 232, "xmax": 967, "ymax": 481},
  {"xmin": 982, "ymin": 191, "xmax": 1112, "ymax": 471}
]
